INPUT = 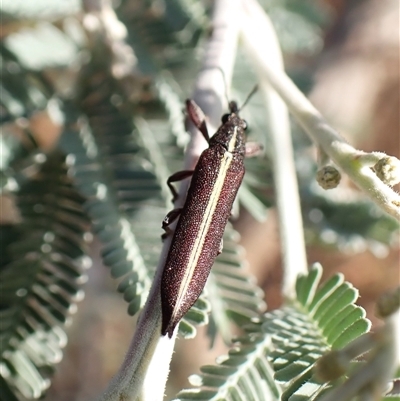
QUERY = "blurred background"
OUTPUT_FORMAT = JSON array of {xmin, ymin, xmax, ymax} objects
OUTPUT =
[{"xmin": 1, "ymin": 0, "xmax": 399, "ymax": 400}]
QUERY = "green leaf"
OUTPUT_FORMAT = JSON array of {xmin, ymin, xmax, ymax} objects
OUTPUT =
[
  {"xmin": 295, "ymin": 263, "xmax": 322, "ymax": 307},
  {"xmin": 206, "ymin": 224, "xmax": 267, "ymax": 343},
  {"xmin": 174, "ymin": 265, "xmax": 371, "ymax": 400},
  {"xmin": 179, "ymin": 295, "xmax": 212, "ymax": 339},
  {"xmin": 237, "ymin": 184, "xmax": 268, "ymax": 223},
  {"xmin": 174, "ymin": 334, "xmax": 280, "ymax": 401},
  {"xmin": 60, "ymin": 93, "xmax": 156, "ymax": 318},
  {"xmin": 262, "ymin": 265, "xmax": 370, "ymax": 399},
  {"xmin": 311, "ymin": 283, "xmax": 357, "ymax": 321},
  {"xmin": 331, "ymin": 319, "xmax": 372, "ymax": 350},
  {"xmin": 308, "ymin": 273, "xmax": 344, "ymax": 312},
  {"xmin": 323, "ymin": 304, "xmax": 366, "ymax": 341},
  {"xmin": 0, "ymin": 152, "xmax": 89, "ymax": 399}
]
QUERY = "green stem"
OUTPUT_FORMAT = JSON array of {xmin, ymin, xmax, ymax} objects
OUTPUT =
[{"xmin": 241, "ymin": 1, "xmax": 400, "ymax": 221}]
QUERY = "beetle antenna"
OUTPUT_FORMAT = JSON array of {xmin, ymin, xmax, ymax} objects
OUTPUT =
[{"xmin": 238, "ymin": 84, "xmax": 258, "ymax": 112}]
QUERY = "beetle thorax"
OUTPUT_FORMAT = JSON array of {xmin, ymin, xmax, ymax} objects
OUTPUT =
[{"xmin": 210, "ymin": 114, "xmax": 246, "ymax": 155}]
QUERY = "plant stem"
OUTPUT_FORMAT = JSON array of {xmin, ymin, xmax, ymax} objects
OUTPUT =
[
  {"xmin": 240, "ymin": 1, "xmax": 400, "ymax": 221},
  {"xmin": 182, "ymin": 0, "xmax": 242, "ymax": 193},
  {"xmin": 99, "ymin": 0, "xmax": 243, "ymax": 400},
  {"xmin": 241, "ymin": 0, "xmax": 308, "ymax": 299}
]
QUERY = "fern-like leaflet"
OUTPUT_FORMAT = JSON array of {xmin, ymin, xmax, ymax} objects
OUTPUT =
[{"xmin": 173, "ymin": 264, "xmax": 371, "ymax": 401}]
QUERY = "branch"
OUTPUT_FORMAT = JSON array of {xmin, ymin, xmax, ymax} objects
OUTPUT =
[
  {"xmin": 241, "ymin": 0, "xmax": 308, "ymax": 300},
  {"xmin": 98, "ymin": 0, "xmax": 242, "ymax": 399},
  {"xmin": 182, "ymin": 0, "xmax": 242, "ymax": 189},
  {"xmin": 240, "ymin": 2, "xmax": 400, "ymax": 221}
]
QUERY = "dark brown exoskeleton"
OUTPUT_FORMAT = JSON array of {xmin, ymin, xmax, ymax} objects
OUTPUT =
[{"xmin": 161, "ymin": 96, "xmax": 259, "ymax": 337}]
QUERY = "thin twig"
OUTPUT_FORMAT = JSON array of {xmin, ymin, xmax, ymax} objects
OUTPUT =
[
  {"xmin": 99, "ymin": 0, "xmax": 242, "ymax": 400},
  {"xmin": 182, "ymin": 0, "xmax": 242, "ymax": 191},
  {"xmin": 240, "ymin": 2, "xmax": 400, "ymax": 221},
  {"xmin": 241, "ymin": 0, "xmax": 308, "ymax": 300}
]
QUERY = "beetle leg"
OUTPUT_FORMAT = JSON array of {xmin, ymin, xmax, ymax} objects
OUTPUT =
[
  {"xmin": 167, "ymin": 170, "xmax": 194, "ymax": 202},
  {"xmin": 162, "ymin": 208, "xmax": 183, "ymax": 229},
  {"xmin": 161, "ymin": 207, "xmax": 183, "ymax": 240},
  {"xmin": 245, "ymin": 142, "xmax": 263, "ymax": 157},
  {"xmin": 186, "ymin": 99, "xmax": 210, "ymax": 142}
]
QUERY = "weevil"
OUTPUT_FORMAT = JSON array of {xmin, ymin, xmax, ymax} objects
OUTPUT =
[{"xmin": 161, "ymin": 94, "xmax": 259, "ymax": 337}]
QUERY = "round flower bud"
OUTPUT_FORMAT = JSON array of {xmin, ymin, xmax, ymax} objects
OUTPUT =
[
  {"xmin": 316, "ymin": 166, "xmax": 341, "ymax": 190},
  {"xmin": 374, "ymin": 156, "xmax": 400, "ymax": 186}
]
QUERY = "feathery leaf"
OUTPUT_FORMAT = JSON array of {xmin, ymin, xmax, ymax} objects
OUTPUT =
[
  {"xmin": 0, "ymin": 151, "xmax": 90, "ymax": 399},
  {"xmin": 174, "ymin": 264, "xmax": 371, "ymax": 401}
]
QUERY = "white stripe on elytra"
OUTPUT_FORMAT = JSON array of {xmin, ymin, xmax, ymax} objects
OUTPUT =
[{"xmin": 172, "ymin": 127, "xmax": 238, "ymax": 320}]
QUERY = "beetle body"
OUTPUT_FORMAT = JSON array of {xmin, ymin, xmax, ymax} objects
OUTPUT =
[{"xmin": 161, "ymin": 105, "xmax": 247, "ymax": 337}]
